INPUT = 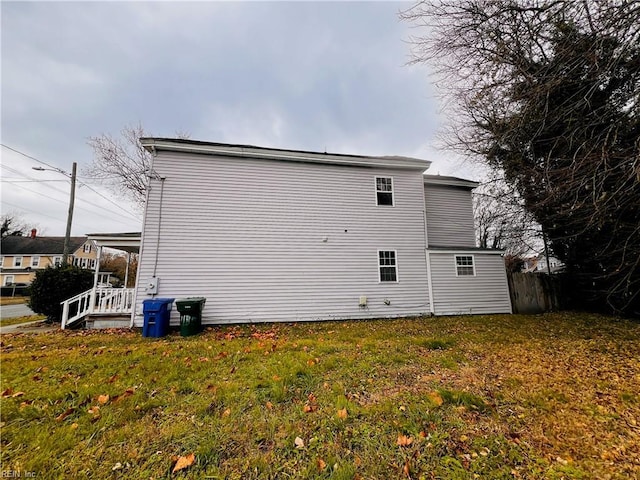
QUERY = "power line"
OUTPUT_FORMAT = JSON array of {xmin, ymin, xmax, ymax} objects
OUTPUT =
[
  {"xmin": 1, "ymin": 143, "xmax": 64, "ymax": 172},
  {"xmin": 1, "ymin": 156, "xmax": 141, "ymax": 223},
  {"xmin": 6, "ymin": 180, "xmax": 138, "ymax": 225}
]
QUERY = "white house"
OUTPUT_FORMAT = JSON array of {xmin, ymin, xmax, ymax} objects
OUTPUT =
[{"xmin": 128, "ymin": 138, "xmax": 511, "ymax": 327}]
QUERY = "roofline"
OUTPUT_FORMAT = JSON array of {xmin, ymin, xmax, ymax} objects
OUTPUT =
[
  {"xmin": 427, "ymin": 246, "xmax": 505, "ymax": 254},
  {"xmin": 423, "ymin": 174, "xmax": 479, "ymax": 189},
  {"xmin": 140, "ymin": 138, "xmax": 431, "ymax": 171}
]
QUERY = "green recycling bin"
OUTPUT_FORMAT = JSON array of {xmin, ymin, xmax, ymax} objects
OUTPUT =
[{"xmin": 176, "ymin": 297, "xmax": 206, "ymax": 337}]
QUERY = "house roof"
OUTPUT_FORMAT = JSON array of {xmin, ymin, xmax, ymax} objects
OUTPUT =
[
  {"xmin": 140, "ymin": 138, "xmax": 432, "ymax": 171},
  {"xmin": 0, "ymin": 236, "xmax": 88, "ymax": 255},
  {"xmin": 423, "ymin": 174, "xmax": 479, "ymax": 189},
  {"xmin": 86, "ymin": 232, "xmax": 141, "ymax": 254}
]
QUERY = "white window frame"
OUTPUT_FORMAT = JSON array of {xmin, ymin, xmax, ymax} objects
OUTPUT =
[
  {"xmin": 14, "ymin": 256, "xmax": 22, "ymax": 267},
  {"xmin": 378, "ymin": 249, "xmax": 399, "ymax": 283},
  {"xmin": 83, "ymin": 243, "xmax": 92, "ymax": 253},
  {"xmin": 31, "ymin": 256, "xmax": 40, "ymax": 268},
  {"xmin": 375, "ymin": 176, "xmax": 395, "ymax": 207},
  {"xmin": 53, "ymin": 256, "xmax": 62, "ymax": 266},
  {"xmin": 4, "ymin": 275, "xmax": 15, "ymax": 286},
  {"xmin": 455, "ymin": 255, "xmax": 476, "ymax": 277}
]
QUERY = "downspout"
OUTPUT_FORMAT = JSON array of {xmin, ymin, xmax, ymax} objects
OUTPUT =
[
  {"xmin": 130, "ymin": 147, "xmax": 157, "ymax": 328},
  {"xmin": 422, "ymin": 179, "xmax": 435, "ymax": 315}
]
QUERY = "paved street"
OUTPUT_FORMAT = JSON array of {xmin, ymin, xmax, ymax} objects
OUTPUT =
[{"xmin": 1, "ymin": 303, "xmax": 36, "ymax": 319}]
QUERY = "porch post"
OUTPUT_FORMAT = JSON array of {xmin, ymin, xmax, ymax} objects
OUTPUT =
[
  {"xmin": 93, "ymin": 245, "xmax": 102, "ymax": 289},
  {"xmin": 124, "ymin": 252, "xmax": 131, "ymax": 288}
]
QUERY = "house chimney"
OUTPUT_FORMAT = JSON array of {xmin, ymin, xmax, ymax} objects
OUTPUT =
[{"xmin": 30, "ymin": 228, "xmax": 37, "ymax": 239}]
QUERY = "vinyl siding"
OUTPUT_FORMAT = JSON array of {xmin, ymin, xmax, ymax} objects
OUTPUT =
[
  {"xmin": 429, "ymin": 252, "xmax": 512, "ymax": 315},
  {"xmin": 424, "ymin": 185, "xmax": 476, "ymax": 247},
  {"xmin": 134, "ymin": 152, "xmax": 430, "ymax": 325}
]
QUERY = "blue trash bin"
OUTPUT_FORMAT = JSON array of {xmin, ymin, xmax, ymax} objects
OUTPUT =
[{"xmin": 142, "ymin": 298, "xmax": 175, "ymax": 337}]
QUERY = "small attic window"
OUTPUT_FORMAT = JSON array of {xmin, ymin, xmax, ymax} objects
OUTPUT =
[
  {"xmin": 376, "ymin": 177, "xmax": 394, "ymax": 206},
  {"xmin": 83, "ymin": 243, "xmax": 92, "ymax": 253}
]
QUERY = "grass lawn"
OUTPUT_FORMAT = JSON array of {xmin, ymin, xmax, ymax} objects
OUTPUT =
[
  {"xmin": 0, "ymin": 297, "xmax": 28, "ymax": 306},
  {"xmin": 0, "ymin": 315, "xmax": 46, "ymax": 328},
  {"xmin": 1, "ymin": 313, "xmax": 638, "ymax": 479}
]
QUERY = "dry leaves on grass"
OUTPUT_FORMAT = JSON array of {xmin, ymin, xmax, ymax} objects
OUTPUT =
[
  {"xmin": 172, "ymin": 453, "xmax": 195, "ymax": 473},
  {"xmin": 397, "ymin": 435, "xmax": 413, "ymax": 447}
]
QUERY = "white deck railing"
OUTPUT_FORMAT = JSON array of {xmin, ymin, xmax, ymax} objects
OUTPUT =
[{"xmin": 61, "ymin": 288, "xmax": 135, "ymax": 329}]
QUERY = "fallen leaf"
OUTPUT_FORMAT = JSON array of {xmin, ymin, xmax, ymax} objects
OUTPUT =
[
  {"xmin": 222, "ymin": 408, "xmax": 231, "ymax": 417},
  {"xmin": 56, "ymin": 407, "xmax": 76, "ymax": 422},
  {"xmin": 397, "ymin": 435, "xmax": 414, "ymax": 447},
  {"xmin": 403, "ymin": 461, "xmax": 411, "ymax": 477},
  {"xmin": 19, "ymin": 400, "xmax": 33, "ymax": 409},
  {"xmin": 294, "ymin": 436, "xmax": 305, "ymax": 449},
  {"xmin": 317, "ymin": 458, "xmax": 327, "ymax": 470},
  {"xmin": 337, "ymin": 408, "xmax": 348, "ymax": 419},
  {"xmin": 71, "ymin": 423, "xmax": 79, "ymax": 430},
  {"xmin": 172, "ymin": 453, "xmax": 195, "ymax": 473},
  {"xmin": 97, "ymin": 394, "xmax": 110, "ymax": 405},
  {"xmin": 265, "ymin": 401, "xmax": 274, "ymax": 410},
  {"xmin": 11, "ymin": 391, "xmax": 25, "ymax": 398},
  {"xmin": 427, "ymin": 391, "xmax": 444, "ymax": 407}
]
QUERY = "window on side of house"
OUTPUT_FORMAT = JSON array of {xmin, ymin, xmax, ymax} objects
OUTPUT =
[
  {"xmin": 455, "ymin": 255, "xmax": 475, "ymax": 276},
  {"xmin": 14, "ymin": 256, "xmax": 22, "ymax": 267},
  {"xmin": 375, "ymin": 177, "xmax": 394, "ymax": 206},
  {"xmin": 4, "ymin": 275, "xmax": 15, "ymax": 286},
  {"xmin": 31, "ymin": 256, "xmax": 40, "ymax": 267},
  {"xmin": 53, "ymin": 256, "xmax": 62, "ymax": 266},
  {"xmin": 378, "ymin": 250, "xmax": 398, "ymax": 282},
  {"xmin": 83, "ymin": 243, "xmax": 92, "ymax": 253}
]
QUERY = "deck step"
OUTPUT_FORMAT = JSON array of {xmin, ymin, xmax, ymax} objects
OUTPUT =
[{"xmin": 86, "ymin": 315, "xmax": 131, "ymax": 330}]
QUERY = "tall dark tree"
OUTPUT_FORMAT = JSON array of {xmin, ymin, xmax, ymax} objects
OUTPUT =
[{"xmin": 402, "ymin": 1, "xmax": 640, "ymax": 315}]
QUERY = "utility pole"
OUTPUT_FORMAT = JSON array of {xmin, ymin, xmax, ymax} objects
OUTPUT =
[
  {"xmin": 62, "ymin": 162, "xmax": 77, "ymax": 265},
  {"xmin": 32, "ymin": 161, "xmax": 77, "ymax": 266}
]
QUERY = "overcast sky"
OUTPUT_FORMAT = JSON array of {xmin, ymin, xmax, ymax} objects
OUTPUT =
[{"xmin": 1, "ymin": 1, "xmax": 471, "ymax": 237}]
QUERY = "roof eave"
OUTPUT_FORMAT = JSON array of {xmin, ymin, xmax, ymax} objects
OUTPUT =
[{"xmin": 140, "ymin": 138, "xmax": 431, "ymax": 171}]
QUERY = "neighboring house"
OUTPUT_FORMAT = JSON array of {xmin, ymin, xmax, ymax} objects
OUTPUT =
[
  {"xmin": 0, "ymin": 230, "xmax": 97, "ymax": 287},
  {"xmin": 132, "ymin": 138, "xmax": 512, "ymax": 326},
  {"xmin": 523, "ymin": 254, "xmax": 565, "ymax": 274}
]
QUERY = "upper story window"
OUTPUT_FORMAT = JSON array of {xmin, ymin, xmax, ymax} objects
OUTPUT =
[
  {"xmin": 455, "ymin": 255, "xmax": 475, "ymax": 276},
  {"xmin": 378, "ymin": 250, "xmax": 398, "ymax": 282},
  {"xmin": 14, "ymin": 256, "xmax": 22, "ymax": 267},
  {"xmin": 31, "ymin": 256, "xmax": 40, "ymax": 268},
  {"xmin": 4, "ymin": 275, "xmax": 15, "ymax": 286},
  {"xmin": 83, "ymin": 243, "xmax": 92, "ymax": 253},
  {"xmin": 53, "ymin": 256, "xmax": 62, "ymax": 266},
  {"xmin": 376, "ymin": 177, "xmax": 394, "ymax": 206}
]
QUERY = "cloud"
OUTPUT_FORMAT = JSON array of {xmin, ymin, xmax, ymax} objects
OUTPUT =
[{"xmin": 1, "ymin": 1, "xmax": 470, "ymax": 236}]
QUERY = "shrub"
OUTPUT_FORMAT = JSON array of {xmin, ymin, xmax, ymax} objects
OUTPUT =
[{"xmin": 28, "ymin": 265, "xmax": 94, "ymax": 322}]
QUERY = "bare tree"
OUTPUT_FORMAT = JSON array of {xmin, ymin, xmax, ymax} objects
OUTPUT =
[
  {"xmin": 1, "ymin": 213, "xmax": 37, "ymax": 238},
  {"xmin": 86, "ymin": 124, "xmax": 154, "ymax": 207},
  {"xmin": 86, "ymin": 125, "xmax": 190, "ymax": 207},
  {"xmin": 474, "ymin": 174, "xmax": 541, "ymax": 256},
  {"xmin": 402, "ymin": 1, "xmax": 640, "ymax": 315}
]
